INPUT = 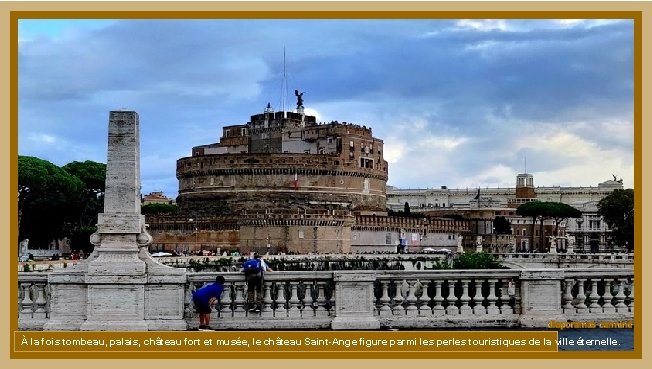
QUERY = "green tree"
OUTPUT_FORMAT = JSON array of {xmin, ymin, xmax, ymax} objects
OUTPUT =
[
  {"xmin": 142, "ymin": 203, "xmax": 178, "ymax": 215},
  {"xmin": 62, "ymin": 160, "xmax": 106, "ymax": 253},
  {"xmin": 493, "ymin": 216, "xmax": 512, "ymax": 234},
  {"xmin": 62, "ymin": 160, "xmax": 106, "ymax": 227},
  {"xmin": 598, "ymin": 189, "xmax": 634, "ymax": 251},
  {"xmin": 516, "ymin": 201, "xmax": 582, "ymax": 252},
  {"xmin": 18, "ymin": 156, "xmax": 84, "ymax": 247},
  {"xmin": 68, "ymin": 226, "xmax": 97, "ymax": 255},
  {"xmin": 548, "ymin": 202, "xmax": 582, "ymax": 236},
  {"xmin": 516, "ymin": 201, "xmax": 545, "ymax": 252}
]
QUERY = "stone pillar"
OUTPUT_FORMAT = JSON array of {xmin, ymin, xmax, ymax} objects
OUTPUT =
[
  {"xmin": 518, "ymin": 270, "xmax": 564, "ymax": 327},
  {"xmin": 331, "ymin": 271, "xmax": 380, "ymax": 330},
  {"xmin": 80, "ymin": 111, "xmax": 150, "ymax": 331},
  {"xmin": 45, "ymin": 111, "xmax": 186, "ymax": 331}
]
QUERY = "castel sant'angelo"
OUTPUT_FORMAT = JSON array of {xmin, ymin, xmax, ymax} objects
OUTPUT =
[
  {"xmin": 147, "ymin": 92, "xmax": 470, "ymax": 254},
  {"xmin": 177, "ymin": 92, "xmax": 388, "ymax": 217}
]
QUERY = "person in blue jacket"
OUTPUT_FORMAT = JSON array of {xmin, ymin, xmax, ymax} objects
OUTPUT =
[{"xmin": 192, "ymin": 275, "xmax": 226, "ymax": 330}]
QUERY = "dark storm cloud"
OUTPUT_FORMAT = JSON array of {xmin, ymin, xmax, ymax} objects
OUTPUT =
[{"xmin": 18, "ymin": 19, "xmax": 634, "ymax": 195}]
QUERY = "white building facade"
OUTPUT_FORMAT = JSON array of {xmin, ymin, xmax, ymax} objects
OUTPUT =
[{"xmin": 387, "ymin": 174, "xmax": 626, "ymax": 253}]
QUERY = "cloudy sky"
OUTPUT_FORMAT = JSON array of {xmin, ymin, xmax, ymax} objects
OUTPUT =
[{"xmin": 18, "ymin": 18, "xmax": 634, "ymax": 198}]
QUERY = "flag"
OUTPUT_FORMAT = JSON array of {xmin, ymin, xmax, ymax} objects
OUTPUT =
[
  {"xmin": 292, "ymin": 172, "xmax": 299, "ymax": 189},
  {"xmin": 473, "ymin": 188, "xmax": 480, "ymax": 200}
]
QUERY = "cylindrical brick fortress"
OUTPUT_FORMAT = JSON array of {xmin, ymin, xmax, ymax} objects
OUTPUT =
[
  {"xmin": 176, "ymin": 110, "xmax": 388, "ymax": 217},
  {"xmin": 177, "ymin": 153, "xmax": 387, "ymax": 216}
]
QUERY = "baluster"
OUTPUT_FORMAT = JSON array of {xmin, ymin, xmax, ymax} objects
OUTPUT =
[
  {"xmin": 33, "ymin": 283, "xmax": 48, "ymax": 319},
  {"xmin": 378, "ymin": 280, "xmax": 392, "ymax": 316},
  {"xmin": 288, "ymin": 281, "xmax": 301, "ymax": 318},
  {"xmin": 499, "ymin": 279, "xmax": 514, "ymax": 315},
  {"xmin": 326, "ymin": 280, "xmax": 336, "ymax": 316},
  {"xmin": 220, "ymin": 281, "xmax": 233, "ymax": 318},
  {"xmin": 562, "ymin": 279, "xmax": 575, "ymax": 313},
  {"xmin": 485, "ymin": 279, "xmax": 499, "ymax": 315},
  {"xmin": 184, "ymin": 282, "xmax": 196, "ymax": 321},
  {"xmin": 602, "ymin": 279, "xmax": 616, "ymax": 313},
  {"xmin": 261, "ymin": 280, "xmax": 274, "ymax": 318},
  {"xmin": 459, "ymin": 279, "xmax": 472, "ymax": 314},
  {"xmin": 472, "ymin": 278, "xmax": 487, "ymax": 315},
  {"xmin": 233, "ymin": 281, "xmax": 247, "ymax": 317},
  {"xmin": 613, "ymin": 279, "xmax": 628, "ymax": 312},
  {"xmin": 473, "ymin": 279, "xmax": 486, "ymax": 315},
  {"xmin": 511, "ymin": 280, "xmax": 521, "ymax": 315},
  {"xmin": 314, "ymin": 281, "xmax": 328, "ymax": 317},
  {"xmin": 301, "ymin": 281, "xmax": 314, "ymax": 318},
  {"xmin": 445, "ymin": 279, "xmax": 458, "ymax": 315},
  {"xmin": 391, "ymin": 280, "xmax": 404, "ymax": 316},
  {"xmin": 574, "ymin": 279, "xmax": 588, "ymax": 313},
  {"xmin": 432, "ymin": 280, "xmax": 445, "ymax": 315},
  {"xmin": 587, "ymin": 279, "xmax": 601, "ymax": 312},
  {"xmin": 416, "ymin": 280, "xmax": 428, "ymax": 315},
  {"xmin": 627, "ymin": 278, "xmax": 634, "ymax": 312},
  {"xmin": 276, "ymin": 282, "xmax": 288, "ymax": 318},
  {"xmin": 405, "ymin": 280, "xmax": 419, "ymax": 316},
  {"xmin": 20, "ymin": 283, "xmax": 34, "ymax": 316}
]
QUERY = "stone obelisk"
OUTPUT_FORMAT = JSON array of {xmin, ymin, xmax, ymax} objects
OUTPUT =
[{"xmin": 79, "ymin": 111, "xmax": 151, "ymax": 331}]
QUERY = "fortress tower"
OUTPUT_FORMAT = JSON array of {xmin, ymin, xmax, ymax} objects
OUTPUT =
[{"xmin": 176, "ymin": 102, "xmax": 388, "ymax": 217}]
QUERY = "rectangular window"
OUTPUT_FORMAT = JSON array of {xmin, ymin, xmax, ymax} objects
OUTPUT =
[
  {"xmin": 299, "ymin": 230, "xmax": 304, "ymax": 239},
  {"xmin": 385, "ymin": 233, "xmax": 392, "ymax": 245}
]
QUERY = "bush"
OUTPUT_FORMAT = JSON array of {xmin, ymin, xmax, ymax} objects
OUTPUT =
[
  {"xmin": 453, "ymin": 252, "xmax": 505, "ymax": 269},
  {"xmin": 429, "ymin": 259, "xmax": 451, "ymax": 270}
]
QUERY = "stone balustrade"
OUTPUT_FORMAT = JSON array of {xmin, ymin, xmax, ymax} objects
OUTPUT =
[
  {"xmin": 18, "ymin": 268, "xmax": 633, "ymax": 331},
  {"xmin": 561, "ymin": 269, "xmax": 634, "ymax": 315},
  {"xmin": 18, "ymin": 274, "xmax": 49, "ymax": 330},
  {"xmin": 495, "ymin": 253, "xmax": 634, "ymax": 269},
  {"xmin": 372, "ymin": 270, "xmax": 521, "ymax": 329},
  {"xmin": 186, "ymin": 272, "xmax": 335, "ymax": 330}
]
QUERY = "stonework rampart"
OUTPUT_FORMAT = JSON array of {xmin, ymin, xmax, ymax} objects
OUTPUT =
[
  {"xmin": 146, "ymin": 213, "xmax": 470, "ymax": 255},
  {"xmin": 176, "ymin": 153, "xmax": 387, "ymax": 215}
]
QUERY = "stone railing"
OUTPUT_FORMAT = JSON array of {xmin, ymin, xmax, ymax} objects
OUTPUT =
[
  {"xmin": 18, "ymin": 268, "xmax": 633, "ymax": 331},
  {"xmin": 18, "ymin": 274, "xmax": 49, "ymax": 330},
  {"xmin": 186, "ymin": 272, "xmax": 335, "ymax": 330},
  {"xmin": 372, "ymin": 270, "xmax": 521, "ymax": 329},
  {"xmin": 495, "ymin": 253, "xmax": 634, "ymax": 269},
  {"xmin": 561, "ymin": 269, "xmax": 634, "ymax": 315}
]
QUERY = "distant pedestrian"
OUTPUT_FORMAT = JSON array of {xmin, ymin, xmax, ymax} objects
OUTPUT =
[{"xmin": 192, "ymin": 275, "xmax": 225, "ymax": 330}]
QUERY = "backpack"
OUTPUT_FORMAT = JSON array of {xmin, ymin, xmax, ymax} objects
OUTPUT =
[{"xmin": 243, "ymin": 258, "xmax": 262, "ymax": 276}]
